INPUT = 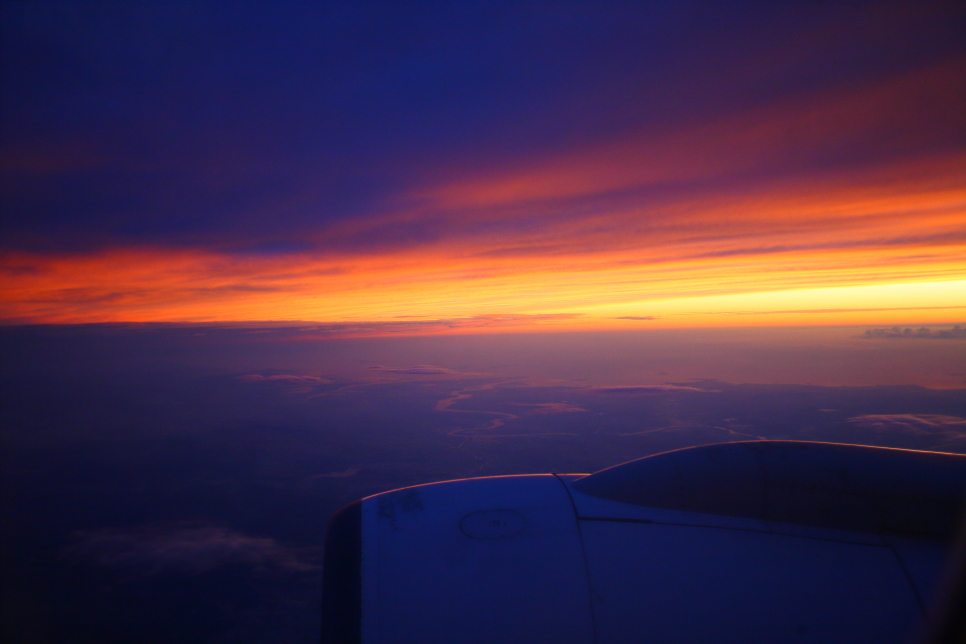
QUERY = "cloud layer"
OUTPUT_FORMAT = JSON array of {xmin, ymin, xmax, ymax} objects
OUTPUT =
[
  {"xmin": 372, "ymin": 365, "xmax": 477, "ymax": 375},
  {"xmin": 591, "ymin": 385, "xmax": 713, "ymax": 394},
  {"xmin": 65, "ymin": 524, "xmax": 317, "ymax": 575},
  {"xmin": 848, "ymin": 414, "xmax": 966, "ymax": 438},
  {"xmin": 863, "ymin": 326, "xmax": 966, "ymax": 339},
  {"xmin": 237, "ymin": 374, "xmax": 331, "ymax": 383}
]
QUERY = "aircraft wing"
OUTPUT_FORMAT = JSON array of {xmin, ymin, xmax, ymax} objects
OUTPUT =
[{"xmin": 321, "ymin": 441, "xmax": 966, "ymax": 643}]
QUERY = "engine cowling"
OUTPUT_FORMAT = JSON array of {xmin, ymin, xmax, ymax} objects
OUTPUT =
[{"xmin": 322, "ymin": 441, "xmax": 966, "ymax": 644}]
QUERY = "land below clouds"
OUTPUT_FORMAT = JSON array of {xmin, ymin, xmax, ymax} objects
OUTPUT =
[{"xmin": 2, "ymin": 326, "xmax": 965, "ymax": 643}]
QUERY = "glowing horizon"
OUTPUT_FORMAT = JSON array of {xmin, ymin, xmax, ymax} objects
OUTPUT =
[
  {"xmin": 2, "ymin": 3, "xmax": 964, "ymax": 332},
  {"xmin": 3, "ymin": 150, "xmax": 963, "ymax": 329}
]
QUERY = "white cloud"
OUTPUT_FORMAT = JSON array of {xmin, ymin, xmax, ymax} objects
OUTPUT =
[
  {"xmin": 847, "ymin": 414, "xmax": 966, "ymax": 436},
  {"xmin": 65, "ymin": 524, "xmax": 317, "ymax": 574}
]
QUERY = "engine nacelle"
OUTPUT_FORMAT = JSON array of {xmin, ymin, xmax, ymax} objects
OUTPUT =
[{"xmin": 322, "ymin": 441, "xmax": 966, "ymax": 643}]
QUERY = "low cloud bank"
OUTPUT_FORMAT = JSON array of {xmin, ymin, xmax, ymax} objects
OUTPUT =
[
  {"xmin": 65, "ymin": 524, "xmax": 317, "ymax": 575},
  {"xmin": 863, "ymin": 326, "xmax": 965, "ymax": 339},
  {"xmin": 591, "ymin": 384, "xmax": 712, "ymax": 394},
  {"xmin": 237, "ymin": 374, "xmax": 331, "ymax": 383},
  {"xmin": 513, "ymin": 402, "xmax": 587, "ymax": 414},
  {"xmin": 848, "ymin": 414, "xmax": 966, "ymax": 436},
  {"xmin": 371, "ymin": 364, "xmax": 484, "ymax": 376},
  {"xmin": 298, "ymin": 314, "xmax": 580, "ymax": 338}
]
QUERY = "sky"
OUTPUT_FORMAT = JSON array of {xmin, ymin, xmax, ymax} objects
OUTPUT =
[
  {"xmin": 2, "ymin": 0, "xmax": 964, "ymax": 331},
  {"xmin": 2, "ymin": 6, "xmax": 966, "ymax": 639}
]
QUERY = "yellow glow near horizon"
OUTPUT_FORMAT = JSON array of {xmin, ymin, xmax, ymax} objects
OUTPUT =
[
  {"xmin": 572, "ymin": 280, "xmax": 966, "ymax": 329},
  {"xmin": 2, "ymin": 94, "xmax": 964, "ymax": 330},
  {"xmin": 1, "ymin": 235, "xmax": 962, "ymax": 332}
]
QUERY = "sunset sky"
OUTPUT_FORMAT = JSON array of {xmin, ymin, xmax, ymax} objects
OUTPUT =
[
  {"xmin": 3, "ymin": 5, "xmax": 966, "ymax": 640},
  {"xmin": 2, "ymin": 1, "xmax": 964, "ymax": 332}
]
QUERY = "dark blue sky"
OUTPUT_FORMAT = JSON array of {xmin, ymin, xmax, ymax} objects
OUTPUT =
[{"xmin": 3, "ymin": 1, "xmax": 963, "ymax": 252}]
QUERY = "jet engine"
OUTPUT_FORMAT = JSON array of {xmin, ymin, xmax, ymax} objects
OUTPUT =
[{"xmin": 322, "ymin": 441, "xmax": 966, "ymax": 644}]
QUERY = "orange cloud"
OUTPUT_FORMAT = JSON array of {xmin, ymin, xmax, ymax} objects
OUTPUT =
[
  {"xmin": 420, "ymin": 58, "xmax": 965, "ymax": 210},
  {"xmin": 2, "ymin": 58, "xmax": 964, "ymax": 331}
]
